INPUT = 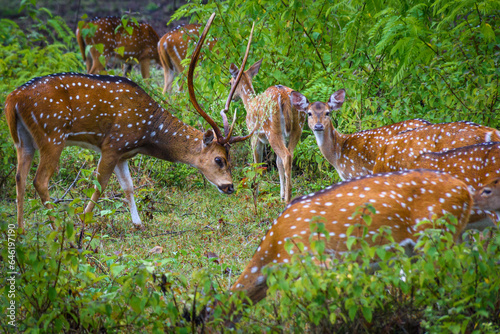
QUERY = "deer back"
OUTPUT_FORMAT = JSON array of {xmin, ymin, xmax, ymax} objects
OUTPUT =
[
  {"xmin": 373, "ymin": 121, "xmax": 500, "ymax": 173},
  {"xmin": 77, "ymin": 16, "xmax": 160, "ymax": 66},
  {"xmin": 248, "ymin": 85, "xmax": 304, "ymax": 142},
  {"xmin": 231, "ymin": 169, "xmax": 472, "ymax": 305},
  {"xmin": 158, "ymin": 24, "xmax": 216, "ymax": 72},
  {"xmin": 4, "ymin": 73, "xmax": 233, "ymax": 175}
]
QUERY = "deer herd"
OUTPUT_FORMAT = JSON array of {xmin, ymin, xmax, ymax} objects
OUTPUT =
[{"xmin": 5, "ymin": 13, "xmax": 500, "ymax": 318}]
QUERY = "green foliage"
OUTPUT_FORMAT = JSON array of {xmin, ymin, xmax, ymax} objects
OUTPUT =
[
  {"xmin": 237, "ymin": 162, "xmax": 269, "ymax": 214},
  {"xmin": 1, "ymin": 0, "xmax": 499, "ymax": 331},
  {"xmin": 170, "ymin": 0, "xmax": 499, "ymax": 142},
  {"xmin": 262, "ymin": 222, "xmax": 500, "ymax": 333}
]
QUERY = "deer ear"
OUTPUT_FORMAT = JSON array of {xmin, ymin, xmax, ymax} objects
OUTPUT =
[
  {"xmin": 247, "ymin": 59, "xmax": 262, "ymax": 78},
  {"xmin": 290, "ymin": 91, "xmax": 309, "ymax": 112},
  {"xmin": 328, "ymin": 89, "xmax": 346, "ymax": 110},
  {"xmin": 229, "ymin": 63, "xmax": 240, "ymax": 78},
  {"xmin": 203, "ymin": 130, "xmax": 215, "ymax": 146}
]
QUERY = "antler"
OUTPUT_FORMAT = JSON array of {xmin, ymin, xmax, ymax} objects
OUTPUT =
[{"xmin": 187, "ymin": 13, "xmax": 255, "ymax": 145}]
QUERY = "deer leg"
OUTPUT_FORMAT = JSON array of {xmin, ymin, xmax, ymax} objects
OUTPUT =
[
  {"xmin": 267, "ymin": 135, "xmax": 292, "ymax": 202},
  {"xmin": 163, "ymin": 68, "xmax": 175, "ymax": 94},
  {"xmin": 33, "ymin": 145, "xmax": 65, "ymax": 228},
  {"xmin": 139, "ymin": 59, "xmax": 151, "ymax": 79},
  {"xmin": 89, "ymin": 48, "xmax": 106, "ymax": 74},
  {"xmin": 14, "ymin": 126, "xmax": 36, "ymax": 230},
  {"xmin": 85, "ymin": 53, "xmax": 92, "ymax": 73},
  {"xmin": 123, "ymin": 63, "xmax": 133, "ymax": 77},
  {"xmin": 83, "ymin": 152, "xmax": 119, "ymax": 224},
  {"xmin": 251, "ymin": 135, "xmax": 264, "ymax": 165},
  {"xmin": 114, "ymin": 160, "xmax": 142, "ymax": 226}
]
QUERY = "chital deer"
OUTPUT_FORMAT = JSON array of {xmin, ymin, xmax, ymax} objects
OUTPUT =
[
  {"xmin": 158, "ymin": 24, "xmax": 217, "ymax": 93},
  {"xmin": 229, "ymin": 61, "xmax": 306, "ymax": 203},
  {"xmin": 76, "ymin": 16, "xmax": 160, "ymax": 79},
  {"xmin": 230, "ymin": 169, "xmax": 472, "ymax": 305},
  {"xmin": 372, "ymin": 121, "xmax": 500, "ymax": 173},
  {"xmin": 474, "ymin": 177, "xmax": 500, "ymax": 212},
  {"xmin": 374, "ymin": 142, "xmax": 500, "ymax": 229},
  {"xmin": 6, "ymin": 13, "xmax": 253, "ymax": 229},
  {"xmin": 290, "ymin": 89, "xmax": 431, "ymax": 180}
]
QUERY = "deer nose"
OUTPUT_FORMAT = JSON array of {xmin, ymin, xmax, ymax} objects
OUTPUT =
[
  {"xmin": 220, "ymin": 184, "xmax": 234, "ymax": 194},
  {"xmin": 314, "ymin": 124, "xmax": 324, "ymax": 131}
]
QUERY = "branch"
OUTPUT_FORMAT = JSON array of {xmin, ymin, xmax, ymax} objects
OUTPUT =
[
  {"xmin": 295, "ymin": 18, "xmax": 327, "ymax": 71},
  {"xmin": 53, "ymin": 162, "xmax": 86, "ymax": 204}
]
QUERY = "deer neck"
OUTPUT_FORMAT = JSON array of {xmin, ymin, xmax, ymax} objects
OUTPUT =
[
  {"xmin": 315, "ymin": 120, "xmax": 348, "ymax": 175},
  {"xmin": 238, "ymin": 85, "xmax": 257, "ymax": 110},
  {"xmin": 142, "ymin": 108, "xmax": 204, "ymax": 166}
]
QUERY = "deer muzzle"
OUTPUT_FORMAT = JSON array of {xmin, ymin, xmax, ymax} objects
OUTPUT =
[
  {"xmin": 219, "ymin": 184, "xmax": 234, "ymax": 194},
  {"xmin": 314, "ymin": 124, "xmax": 324, "ymax": 131}
]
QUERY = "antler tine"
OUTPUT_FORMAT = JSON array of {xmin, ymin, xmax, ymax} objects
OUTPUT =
[
  {"xmin": 225, "ymin": 108, "xmax": 238, "ymax": 139},
  {"xmin": 187, "ymin": 12, "xmax": 223, "ymax": 140},
  {"xmin": 222, "ymin": 22, "xmax": 255, "ymax": 115},
  {"xmin": 228, "ymin": 122, "xmax": 259, "ymax": 144},
  {"xmin": 220, "ymin": 109, "xmax": 230, "ymax": 136}
]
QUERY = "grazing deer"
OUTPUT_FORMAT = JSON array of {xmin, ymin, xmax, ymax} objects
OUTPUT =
[
  {"xmin": 230, "ymin": 169, "xmax": 472, "ymax": 305},
  {"xmin": 290, "ymin": 89, "xmax": 431, "ymax": 180},
  {"xmin": 158, "ymin": 24, "xmax": 217, "ymax": 93},
  {"xmin": 374, "ymin": 142, "xmax": 500, "ymax": 229},
  {"xmin": 6, "ymin": 13, "xmax": 252, "ymax": 229},
  {"xmin": 373, "ymin": 121, "xmax": 500, "ymax": 173},
  {"xmin": 229, "ymin": 61, "xmax": 306, "ymax": 203},
  {"xmin": 76, "ymin": 16, "xmax": 161, "ymax": 79}
]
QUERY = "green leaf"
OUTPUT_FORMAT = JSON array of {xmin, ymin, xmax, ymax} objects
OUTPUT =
[{"xmin": 110, "ymin": 264, "xmax": 126, "ymax": 277}]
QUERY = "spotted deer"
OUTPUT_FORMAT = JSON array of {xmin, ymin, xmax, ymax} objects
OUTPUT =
[
  {"xmin": 474, "ymin": 177, "xmax": 500, "ymax": 213},
  {"xmin": 158, "ymin": 24, "xmax": 217, "ymax": 93},
  {"xmin": 230, "ymin": 169, "xmax": 472, "ymax": 305},
  {"xmin": 6, "ymin": 13, "xmax": 252, "ymax": 229},
  {"xmin": 373, "ymin": 142, "xmax": 500, "ymax": 229},
  {"xmin": 373, "ymin": 121, "xmax": 500, "ymax": 173},
  {"xmin": 229, "ymin": 61, "xmax": 306, "ymax": 203},
  {"xmin": 76, "ymin": 16, "xmax": 161, "ymax": 79},
  {"xmin": 290, "ymin": 89, "xmax": 431, "ymax": 180}
]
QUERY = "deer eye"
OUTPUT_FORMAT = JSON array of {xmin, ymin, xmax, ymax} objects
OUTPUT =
[
  {"xmin": 215, "ymin": 157, "xmax": 224, "ymax": 168},
  {"xmin": 482, "ymin": 188, "xmax": 492, "ymax": 196},
  {"xmin": 326, "ymin": 112, "xmax": 330, "ymax": 116},
  {"xmin": 307, "ymin": 112, "xmax": 312, "ymax": 117}
]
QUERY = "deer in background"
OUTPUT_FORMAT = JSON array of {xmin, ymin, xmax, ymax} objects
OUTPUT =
[
  {"xmin": 230, "ymin": 169, "xmax": 472, "ymax": 306},
  {"xmin": 229, "ymin": 60, "xmax": 306, "ymax": 203},
  {"xmin": 6, "ymin": 13, "xmax": 252, "ymax": 229},
  {"xmin": 373, "ymin": 142, "xmax": 500, "ymax": 229},
  {"xmin": 158, "ymin": 24, "xmax": 217, "ymax": 93},
  {"xmin": 76, "ymin": 16, "xmax": 161, "ymax": 79},
  {"xmin": 290, "ymin": 89, "xmax": 432, "ymax": 180}
]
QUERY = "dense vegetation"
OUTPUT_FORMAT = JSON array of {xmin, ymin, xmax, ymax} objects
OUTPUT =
[{"xmin": 0, "ymin": 0, "xmax": 499, "ymax": 332}]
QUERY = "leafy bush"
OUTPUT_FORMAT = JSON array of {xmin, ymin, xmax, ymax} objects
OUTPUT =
[{"xmin": 260, "ymin": 221, "xmax": 500, "ymax": 333}]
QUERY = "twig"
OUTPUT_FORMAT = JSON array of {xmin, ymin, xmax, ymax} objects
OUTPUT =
[
  {"xmin": 0, "ymin": 165, "xmax": 15, "ymax": 190},
  {"xmin": 295, "ymin": 18, "xmax": 327, "ymax": 72},
  {"xmin": 53, "ymin": 162, "xmax": 86, "ymax": 204}
]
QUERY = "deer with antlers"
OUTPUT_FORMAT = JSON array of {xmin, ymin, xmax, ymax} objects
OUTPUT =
[
  {"xmin": 289, "ymin": 89, "xmax": 431, "ymax": 180},
  {"xmin": 6, "ymin": 13, "xmax": 253, "ymax": 229},
  {"xmin": 76, "ymin": 16, "xmax": 161, "ymax": 79},
  {"xmin": 158, "ymin": 24, "xmax": 217, "ymax": 93},
  {"xmin": 229, "ymin": 61, "xmax": 306, "ymax": 203},
  {"xmin": 229, "ymin": 169, "xmax": 472, "ymax": 306},
  {"xmin": 373, "ymin": 142, "xmax": 500, "ymax": 229}
]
